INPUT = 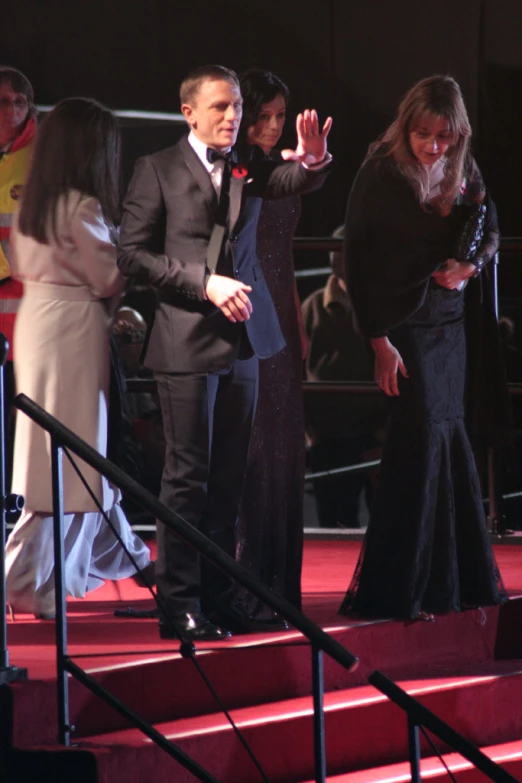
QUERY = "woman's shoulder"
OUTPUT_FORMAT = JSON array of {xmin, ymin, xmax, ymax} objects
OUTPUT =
[
  {"xmin": 63, "ymin": 191, "xmax": 109, "ymax": 230},
  {"xmin": 350, "ymin": 151, "xmax": 404, "ymax": 204},
  {"xmin": 358, "ymin": 149, "xmax": 400, "ymax": 181},
  {"xmin": 56, "ymin": 191, "xmax": 112, "ymax": 244},
  {"xmin": 63, "ymin": 191, "xmax": 102, "ymax": 218}
]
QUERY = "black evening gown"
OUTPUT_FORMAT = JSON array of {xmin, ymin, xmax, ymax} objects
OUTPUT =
[
  {"xmin": 339, "ymin": 153, "xmax": 508, "ymax": 620},
  {"xmin": 237, "ymin": 194, "xmax": 304, "ymax": 615}
]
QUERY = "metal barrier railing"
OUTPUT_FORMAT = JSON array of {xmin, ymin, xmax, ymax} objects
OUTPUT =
[
  {"xmin": 125, "ymin": 377, "xmax": 521, "ymax": 527},
  {"xmin": 11, "ymin": 391, "xmax": 359, "ymax": 783},
  {"xmin": 292, "ymin": 236, "xmax": 522, "ymax": 279}
]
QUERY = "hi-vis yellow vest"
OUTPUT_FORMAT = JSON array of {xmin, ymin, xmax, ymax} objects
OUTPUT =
[
  {"xmin": 0, "ymin": 117, "xmax": 36, "ymax": 279},
  {"xmin": 0, "ymin": 117, "xmax": 36, "ymax": 358}
]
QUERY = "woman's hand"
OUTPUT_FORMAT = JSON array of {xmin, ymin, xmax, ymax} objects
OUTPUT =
[
  {"xmin": 431, "ymin": 259, "xmax": 475, "ymax": 290},
  {"xmin": 371, "ymin": 337, "xmax": 408, "ymax": 396},
  {"xmin": 280, "ymin": 109, "xmax": 332, "ymax": 166}
]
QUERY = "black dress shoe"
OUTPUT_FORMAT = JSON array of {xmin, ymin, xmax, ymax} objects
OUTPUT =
[
  {"xmin": 209, "ymin": 601, "xmax": 290, "ymax": 634},
  {"xmin": 158, "ymin": 611, "xmax": 232, "ymax": 641},
  {"xmin": 247, "ymin": 613, "xmax": 290, "ymax": 632},
  {"xmin": 262, "ymin": 614, "xmax": 290, "ymax": 631}
]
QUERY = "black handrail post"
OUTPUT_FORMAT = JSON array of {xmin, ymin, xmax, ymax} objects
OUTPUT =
[
  {"xmin": 491, "ymin": 251, "xmax": 499, "ymax": 320},
  {"xmin": 487, "ymin": 252, "xmax": 502, "ymax": 536},
  {"xmin": 407, "ymin": 716, "xmax": 421, "ymax": 783},
  {"xmin": 51, "ymin": 435, "xmax": 71, "ymax": 746},
  {"xmin": 0, "ymin": 334, "xmax": 26, "ymax": 684},
  {"xmin": 488, "ymin": 447, "xmax": 502, "ymax": 536},
  {"xmin": 311, "ymin": 646, "xmax": 326, "ymax": 783},
  {"xmin": 0, "ymin": 335, "xmax": 10, "ymax": 674}
]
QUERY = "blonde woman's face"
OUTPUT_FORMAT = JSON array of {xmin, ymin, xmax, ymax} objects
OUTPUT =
[{"xmin": 408, "ymin": 114, "xmax": 454, "ymax": 167}]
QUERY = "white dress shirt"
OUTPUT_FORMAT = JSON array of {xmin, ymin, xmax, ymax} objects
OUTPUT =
[{"xmin": 188, "ymin": 131, "xmax": 229, "ymax": 197}]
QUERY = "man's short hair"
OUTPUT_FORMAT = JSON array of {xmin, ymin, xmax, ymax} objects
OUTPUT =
[{"xmin": 180, "ymin": 65, "xmax": 240, "ymax": 107}]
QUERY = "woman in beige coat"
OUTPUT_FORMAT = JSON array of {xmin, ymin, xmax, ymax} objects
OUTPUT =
[{"xmin": 5, "ymin": 98, "xmax": 151, "ymax": 618}]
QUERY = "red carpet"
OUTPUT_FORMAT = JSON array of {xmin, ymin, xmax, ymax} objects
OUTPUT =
[{"xmin": 3, "ymin": 539, "xmax": 522, "ymax": 782}]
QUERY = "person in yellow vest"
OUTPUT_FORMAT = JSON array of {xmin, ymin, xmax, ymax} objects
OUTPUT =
[{"xmin": 0, "ymin": 66, "xmax": 36, "ymax": 490}]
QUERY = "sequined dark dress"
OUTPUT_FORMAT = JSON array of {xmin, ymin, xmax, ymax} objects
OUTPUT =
[
  {"xmin": 339, "ymin": 154, "xmax": 508, "ymax": 620},
  {"xmin": 237, "ymin": 194, "xmax": 304, "ymax": 614}
]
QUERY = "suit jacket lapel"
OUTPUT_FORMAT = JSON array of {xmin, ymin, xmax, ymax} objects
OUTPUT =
[
  {"xmin": 178, "ymin": 136, "xmax": 218, "ymax": 215},
  {"xmin": 228, "ymin": 172, "xmax": 244, "ymax": 234}
]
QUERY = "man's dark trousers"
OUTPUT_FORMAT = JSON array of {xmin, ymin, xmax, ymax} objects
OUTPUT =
[{"xmin": 155, "ymin": 352, "xmax": 258, "ymax": 616}]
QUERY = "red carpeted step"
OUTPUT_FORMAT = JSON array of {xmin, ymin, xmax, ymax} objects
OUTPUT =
[
  {"xmin": 299, "ymin": 740, "xmax": 522, "ymax": 782},
  {"xmin": 5, "ymin": 540, "xmax": 522, "ymax": 783},
  {"xmin": 65, "ymin": 670, "xmax": 522, "ymax": 783},
  {"xmin": 6, "ymin": 598, "xmax": 522, "ymax": 749}
]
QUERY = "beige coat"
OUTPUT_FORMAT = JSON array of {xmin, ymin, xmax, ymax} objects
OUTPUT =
[{"xmin": 11, "ymin": 192, "xmax": 123, "ymax": 512}]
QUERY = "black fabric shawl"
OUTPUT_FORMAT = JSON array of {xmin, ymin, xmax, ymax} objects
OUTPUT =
[
  {"xmin": 344, "ymin": 153, "xmax": 513, "ymax": 448},
  {"xmin": 343, "ymin": 154, "xmax": 453, "ymax": 338}
]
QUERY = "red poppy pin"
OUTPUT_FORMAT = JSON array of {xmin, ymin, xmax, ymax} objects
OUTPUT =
[
  {"xmin": 232, "ymin": 164, "xmax": 248, "ymax": 179},
  {"xmin": 460, "ymin": 179, "xmax": 467, "ymax": 195},
  {"xmin": 10, "ymin": 184, "xmax": 23, "ymax": 201}
]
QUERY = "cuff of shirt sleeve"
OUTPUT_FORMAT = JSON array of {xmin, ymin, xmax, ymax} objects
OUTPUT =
[
  {"xmin": 469, "ymin": 255, "xmax": 486, "ymax": 276},
  {"xmin": 301, "ymin": 152, "xmax": 333, "ymax": 171}
]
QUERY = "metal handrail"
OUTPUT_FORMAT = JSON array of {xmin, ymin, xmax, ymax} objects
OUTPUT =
[
  {"xmin": 126, "ymin": 377, "xmax": 522, "ymax": 396},
  {"xmin": 16, "ymin": 392, "xmax": 357, "ymax": 666},
  {"xmin": 290, "ymin": 236, "xmax": 522, "ymax": 253},
  {"xmin": 13, "ymin": 392, "xmax": 359, "ymax": 783},
  {"xmin": 15, "ymin": 394, "xmax": 358, "ymax": 670}
]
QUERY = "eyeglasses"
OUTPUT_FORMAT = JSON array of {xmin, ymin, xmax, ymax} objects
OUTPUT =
[{"xmin": 0, "ymin": 98, "xmax": 28, "ymax": 110}]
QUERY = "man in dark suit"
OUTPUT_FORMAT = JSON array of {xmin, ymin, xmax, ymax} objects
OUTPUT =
[{"xmin": 118, "ymin": 64, "xmax": 331, "ymax": 640}]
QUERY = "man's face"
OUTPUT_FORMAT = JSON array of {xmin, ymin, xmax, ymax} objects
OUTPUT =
[
  {"xmin": 182, "ymin": 78, "xmax": 242, "ymax": 151},
  {"xmin": 0, "ymin": 80, "xmax": 29, "ymax": 147}
]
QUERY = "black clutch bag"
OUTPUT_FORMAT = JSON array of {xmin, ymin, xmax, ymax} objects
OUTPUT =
[{"xmin": 454, "ymin": 202, "xmax": 487, "ymax": 264}]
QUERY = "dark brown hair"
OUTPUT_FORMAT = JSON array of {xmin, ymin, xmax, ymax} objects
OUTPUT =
[
  {"xmin": 180, "ymin": 64, "xmax": 239, "ymax": 107},
  {"xmin": 238, "ymin": 68, "xmax": 290, "ymax": 145},
  {"xmin": 18, "ymin": 97, "xmax": 121, "ymax": 242}
]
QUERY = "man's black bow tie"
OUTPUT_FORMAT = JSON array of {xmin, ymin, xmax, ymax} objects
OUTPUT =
[{"xmin": 206, "ymin": 148, "xmax": 238, "ymax": 165}]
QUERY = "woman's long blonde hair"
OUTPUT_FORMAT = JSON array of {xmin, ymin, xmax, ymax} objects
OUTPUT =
[{"xmin": 368, "ymin": 75, "xmax": 472, "ymax": 212}]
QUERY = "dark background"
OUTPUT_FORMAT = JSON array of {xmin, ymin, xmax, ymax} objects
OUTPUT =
[
  {"xmin": 2, "ymin": 0, "xmax": 522, "ymax": 237},
  {"xmin": 3, "ymin": 0, "xmax": 522, "ymax": 524}
]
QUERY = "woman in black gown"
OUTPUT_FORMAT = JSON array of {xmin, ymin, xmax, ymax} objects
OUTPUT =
[
  {"xmin": 339, "ymin": 75, "xmax": 508, "ymax": 621},
  {"xmin": 236, "ymin": 69, "xmax": 306, "ymax": 619}
]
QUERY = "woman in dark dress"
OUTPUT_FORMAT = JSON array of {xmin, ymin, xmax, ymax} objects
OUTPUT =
[
  {"xmin": 236, "ymin": 69, "xmax": 306, "ymax": 619},
  {"xmin": 339, "ymin": 75, "xmax": 508, "ymax": 621}
]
